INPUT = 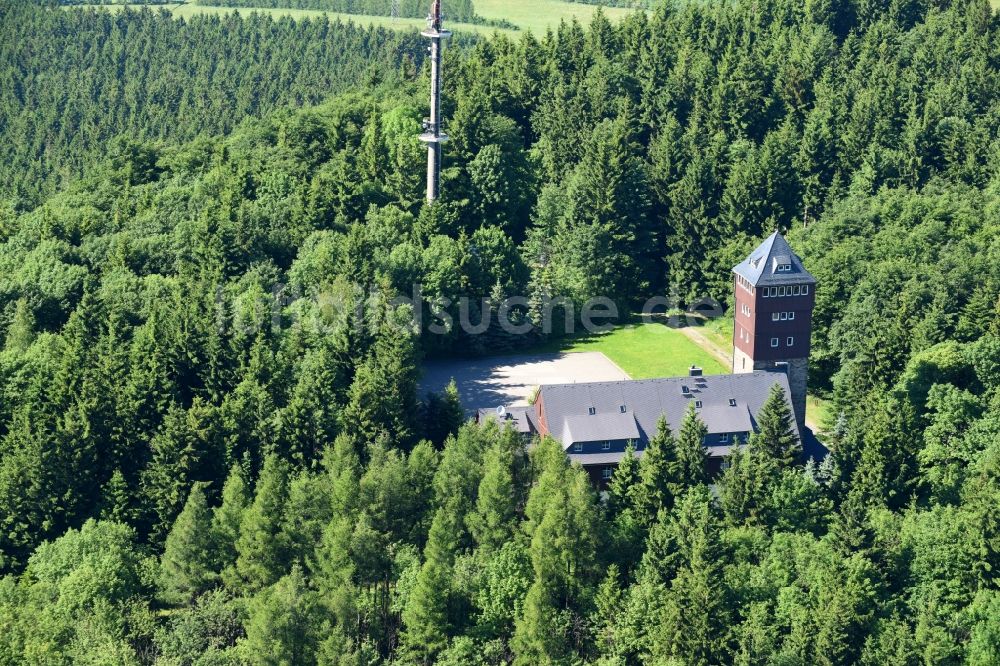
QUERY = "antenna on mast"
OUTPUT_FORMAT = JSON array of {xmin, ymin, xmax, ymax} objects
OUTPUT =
[{"xmin": 418, "ymin": 0, "xmax": 450, "ymax": 203}]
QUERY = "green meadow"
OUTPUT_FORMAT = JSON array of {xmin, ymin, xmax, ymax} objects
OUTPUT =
[{"xmin": 77, "ymin": 0, "xmax": 635, "ymax": 34}]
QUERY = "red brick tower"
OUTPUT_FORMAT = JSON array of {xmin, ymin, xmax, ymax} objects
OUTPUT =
[{"xmin": 732, "ymin": 232, "xmax": 816, "ymax": 431}]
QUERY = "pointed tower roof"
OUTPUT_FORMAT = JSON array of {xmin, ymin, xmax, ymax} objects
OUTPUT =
[{"xmin": 733, "ymin": 231, "xmax": 816, "ymax": 287}]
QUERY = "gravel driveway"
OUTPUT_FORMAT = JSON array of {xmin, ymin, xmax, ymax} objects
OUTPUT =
[{"xmin": 420, "ymin": 352, "xmax": 631, "ymax": 414}]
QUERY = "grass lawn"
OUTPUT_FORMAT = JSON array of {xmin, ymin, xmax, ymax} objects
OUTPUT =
[
  {"xmin": 535, "ymin": 322, "xmax": 729, "ymax": 380},
  {"xmin": 78, "ymin": 1, "xmax": 635, "ymax": 34}
]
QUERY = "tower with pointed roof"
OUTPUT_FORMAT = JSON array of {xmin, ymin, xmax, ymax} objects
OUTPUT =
[{"xmin": 732, "ymin": 232, "xmax": 816, "ymax": 431}]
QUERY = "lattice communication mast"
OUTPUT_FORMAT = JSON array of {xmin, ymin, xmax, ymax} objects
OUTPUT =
[{"xmin": 418, "ymin": 0, "xmax": 450, "ymax": 203}]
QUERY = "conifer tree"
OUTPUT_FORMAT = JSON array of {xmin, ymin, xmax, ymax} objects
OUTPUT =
[
  {"xmin": 653, "ymin": 487, "xmax": 730, "ymax": 666},
  {"xmin": 756, "ymin": 385, "xmax": 801, "ymax": 467},
  {"xmin": 634, "ymin": 416, "xmax": 678, "ymax": 526},
  {"xmin": 607, "ymin": 443, "xmax": 640, "ymax": 521},
  {"xmin": 214, "ymin": 463, "xmax": 249, "ymax": 587},
  {"xmin": 421, "ymin": 379, "xmax": 466, "ymax": 447},
  {"xmin": 234, "ymin": 454, "xmax": 291, "ymax": 592},
  {"xmin": 400, "ymin": 507, "xmax": 460, "ymax": 664},
  {"xmin": 159, "ymin": 482, "xmax": 217, "ymax": 605},
  {"xmin": 5, "ymin": 298, "xmax": 34, "ymax": 352},
  {"xmin": 468, "ymin": 435, "xmax": 518, "ymax": 555},
  {"xmin": 675, "ymin": 402, "xmax": 709, "ymax": 488},
  {"xmin": 241, "ymin": 565, "xmax": 321, "ymax": 666}
]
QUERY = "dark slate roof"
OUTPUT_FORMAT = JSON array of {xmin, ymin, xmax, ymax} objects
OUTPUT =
[
  {"xmin": 563, "ymin": 411, "xmax": 640, "ymax": 444},
  {"xmin": 539, "ymin": 371, "xmax": 800, "ymax": 449},
  {"xmin": 477, "ymin": 406, "xmax": 533, "ymax": 434},
  {"xmin": 568, "ymin": 451, "xmax": 641, "ymax": 466},
  {"xmin": 733, "ymin": 232, "xmax": 816, "ymax": 287}
]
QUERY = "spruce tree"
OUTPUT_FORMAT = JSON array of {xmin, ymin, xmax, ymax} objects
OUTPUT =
[
  {"xmin": 653, "ymin": 487, "xmax": 730, "ymax": 666},
  {"xmin": 213, "ymin": 463, "xmax": 249, "ymax": 587},
  {"xmin": 634, "ymin": 416, "xmax": 678, "ymax": 526},
  {"xmin": 675, "ymin": 402, "xmax": 709, "ymax": 488},
  {"xmin": 234, "ymin": 454, "xmax": 291, "ymax": 592},
  {"xmin": 159, "ymin": 482, "xmax": 218, "ymax": 605},
  {"xmin": 756, "ymin": 385, "xmax": 801, "ymax": 467}
]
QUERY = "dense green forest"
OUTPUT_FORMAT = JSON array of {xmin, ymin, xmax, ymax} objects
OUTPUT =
[
  {"xmin": 0, "ymin": 3, "xmax": 435, "ymax": 206},
  {"xmin": 1, "ymin": 0, "xmax": 999, "ymax": 663}
]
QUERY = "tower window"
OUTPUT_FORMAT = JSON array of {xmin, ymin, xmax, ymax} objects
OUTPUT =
[
  {"xmin": 802, "ymin": 285, "xmax": 809, "ymax": 295},
  {"xmin": 789, "ymin": 311, "xmax": 795, "ymax": 320},
  {"xmin": 787, "ymin": 336, "xmax": 795, "ymax": 346},
  {"xmin": 780, "ymin": 312, "xmax": 788, "ymax": 321},
  {"xmin": 772, "ymin": 312, "xmax": 780, "ymax": 321},
  {"xmin": 778, "ymin": 286, "xmax": 786, "ymax": 297},
  {"xmin": 771, "ymin": 337, "xmax": 779, "ymax": 348},
  {"xmin": 792, "ymin": 285, "xmax": 800, "ymax": 295}
]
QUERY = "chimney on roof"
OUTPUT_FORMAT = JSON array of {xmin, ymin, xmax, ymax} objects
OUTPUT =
[{"xmin": 689, "ymin": 365, "xmax": 703, "ymax": 377}]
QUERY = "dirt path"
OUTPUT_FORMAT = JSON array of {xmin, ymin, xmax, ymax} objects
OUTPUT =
[{"xmin": 674, "ymin": 324, "xmax": 823, "ymax": 434}]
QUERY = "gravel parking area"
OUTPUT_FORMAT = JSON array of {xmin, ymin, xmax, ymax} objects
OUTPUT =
[{"xmin": 420, "ymin": 351, "xmax": 631, "ymax": 414}]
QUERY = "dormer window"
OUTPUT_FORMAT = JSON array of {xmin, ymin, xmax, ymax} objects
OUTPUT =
[
  {"xmin": 619, "ymin": 405, "xmax": 627, "ymax": 413},
  {"xmin": 777, "ymin": 263, "xmax": 791, "ymax": 272},
  {"xmin": 681, "ymin": 385, "xmax": 691, "ymax": 395},
  {"xmin": 695, "ymin": 400, "xmax": 703, "ymax": 408},
  {"xmin": 588, "ymin": 407, "xmax": 596, "ymax": 415},
  {"xmin": 729, "ymin": 399, "xmax": 737, "ymax": 407}
]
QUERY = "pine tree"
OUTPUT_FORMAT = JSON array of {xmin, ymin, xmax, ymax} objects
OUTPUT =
[
  {"xmin": 234, "ymin": 454, "xmax": 291, "ymax": 592},
  {"xmin": 675, "ymin": 402, "xmax": 709, "ymax": 488},
  {"xmin": 159, "ymin": 482, "xmax": 218, "ymax": 604},
  {"xmin": 756, "ymin": 385, "xmax": 801, "ymax": 467}
]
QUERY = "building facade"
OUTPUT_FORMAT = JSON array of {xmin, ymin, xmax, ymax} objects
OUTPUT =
[
  {"xmin": 732, "ymin": 232, "xmax": 816, "ymax": 432},
  {"xmin": 477, "ymin": 232, "xmax": 817, "ymax": 485}
]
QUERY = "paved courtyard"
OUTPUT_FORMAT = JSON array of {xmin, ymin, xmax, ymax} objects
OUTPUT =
[{"xmin": 420, "ymin": 352, "xmax": 631, "ymax": 414}]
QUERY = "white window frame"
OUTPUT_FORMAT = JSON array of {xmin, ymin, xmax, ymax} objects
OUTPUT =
[
  {"xmin": 602, "ymin": 467, "xmax": 613, "ymax": 480},
  {"xmin": 787, "ymin": 336, "xmax": 794, "ymax": 346},
  {"xmin": 573, "ymin": 442, "xmax": 582, "ymax": 452},
  {"xmin": 780, "ymin": 312, "xmax": 788, "ymax": 321},
  {"xmin": 789, "ymin": 311, "xmax": 795, "ymax": 320},
  {"xmin": 772, "ymin": 312, "xmax": 780, "ymax": 322},
  {"xmin": 771, "ymin": 337, "xmax": 779, "ymax": 348},
  {"xmin": 695, "ymin": 400, "xmax": 703, "ymax": 408},
  {"xmin": 792, "ymin": 285, "xmax": 800, "ymax": 296},
  {"xmin": 802, "ymin": 285, "xmax": 809, "ymax": 295},
  {"xmin": 720, "ymin": 433, "xmax": 730, "ymax": 443},
  {"xmin": 588, "ymin": 407, "xmax": 596, "ymax": 415},
  {"xmin": 602, "ymin": 441, "xmax": 611, "ymax": 450}
]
